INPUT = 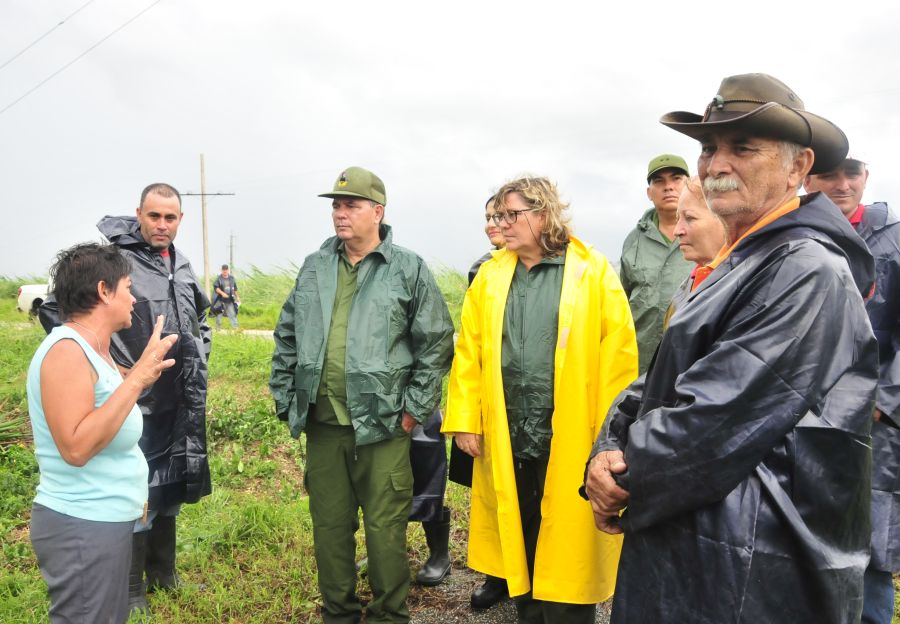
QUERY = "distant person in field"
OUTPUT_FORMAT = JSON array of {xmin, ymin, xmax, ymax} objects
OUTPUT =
[
  {"xmin": 444, "ymin": 176, "xmax": 637, "ymax": 623},
  {"xmin": 269, "ymin": 166, "xmax": 454, "ymax": 623},
  {"xmin": 28, "ymin": 243, "xmax": 177, "ymax": 624},
  {"xmin": 619, "ymin": 154, "xmax": 694, "ymax": 373},
  {"xmin": 39, "ymin": 182, "xmax": 212, "ymax": 615},
  {"xmin": 212, "ymin": 264, "xmax": 240, "ymax": 330},
  {"xmin": 805, "ymin": 157, "xmax": 900, "ymax": 624},
  {"xmin": 585, "ymin": 73, "xmax": 878, "ymax": 624},
  {"xmin": 446, "ymin": 194, "xmax": 510, "ymax": 611}
]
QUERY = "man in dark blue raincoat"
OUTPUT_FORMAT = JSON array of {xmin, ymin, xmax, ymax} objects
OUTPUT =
[
  {"xmin": 805, "ymin": 158, "xmax": 900, "ymax": 623},
  {"xmin": 585, "ymin": 74, "xmax": 879, "ymax": 624}
]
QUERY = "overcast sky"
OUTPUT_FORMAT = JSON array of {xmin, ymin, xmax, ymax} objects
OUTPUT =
[{"xmin": 3, "ymin": 1, "xmax": 898, "ymax": 283}]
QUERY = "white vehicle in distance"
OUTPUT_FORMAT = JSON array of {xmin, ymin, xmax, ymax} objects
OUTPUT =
[{"xmin": 17, "ymin": 282, "xmax": 50, "ymax": 318}]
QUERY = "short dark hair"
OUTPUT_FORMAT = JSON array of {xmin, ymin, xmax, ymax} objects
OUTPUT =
[
  {"xmin": 140, "ymin": 183, "xmax": 182, "ymax": 209},
  {"xmin": 50, "ymin": 243, "xmax": 131, "ymax": 320},
  {"xmin": 221, "ymin": 264, "xmax": 229, "ymax": 270},
  {"xmin": 484, "ymin": 194, "xmax": 495, "ymax": 209}
]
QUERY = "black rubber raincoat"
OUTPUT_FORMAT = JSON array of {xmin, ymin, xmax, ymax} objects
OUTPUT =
[
  {"xmin": 856, "ymin": 202, "xmax": 900, "ymax": 573},
  {"xmin": 596, "ymin": 193, "xmax": 879, "ymax": 624},
  {"xmin": 42, "ymin": 216, "xmax": 212, "ymax": 508}
]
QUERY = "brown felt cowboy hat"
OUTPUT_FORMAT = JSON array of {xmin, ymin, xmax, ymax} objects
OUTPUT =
[{"xmin": 660, "ymin": 73, "xmax": 848, "ymax": 174}]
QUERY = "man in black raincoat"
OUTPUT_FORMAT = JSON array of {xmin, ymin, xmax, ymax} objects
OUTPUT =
[
  {"xmin": 805, "ymin": 158, "xmax": 900, "ymax": 623},
  {"xmin": 584, "ymin": 74, "xmax": 879, "ymax": 623},
  {"xmin": 40, "ymin": 182, "xmax": 212, "ymax": 612}
]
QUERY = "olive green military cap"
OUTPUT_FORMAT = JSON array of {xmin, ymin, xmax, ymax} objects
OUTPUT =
[
  {"xmin": 318, "ymin": 166, "xmax": 387, "ymax": 206},
  {"xmin": 647, "ymin": 154, "xmax": 689, "ymax": 183}
]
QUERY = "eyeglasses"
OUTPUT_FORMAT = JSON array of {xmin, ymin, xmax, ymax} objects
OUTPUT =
[{"xmin": 490, "ymin": 209, "xmax": 540, "ymax": 226}]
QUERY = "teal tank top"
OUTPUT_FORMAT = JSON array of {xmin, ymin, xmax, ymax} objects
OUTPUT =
[{"xmin": 27, "ymin": 325, "xmax": 148, "ymax": 521}]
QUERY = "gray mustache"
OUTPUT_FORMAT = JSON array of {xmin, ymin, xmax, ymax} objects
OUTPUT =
[{"xmin": 704, "ymin": 177, "xmax": 740, "ymax": 193}]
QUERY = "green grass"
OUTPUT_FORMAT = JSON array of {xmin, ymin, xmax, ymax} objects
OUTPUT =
[{"xmin": 0, "ymin": 279, "xmax": 49, "ymax": 623}]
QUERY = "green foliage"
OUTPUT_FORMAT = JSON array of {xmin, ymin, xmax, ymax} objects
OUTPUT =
[
  {"xmin": 0, "ymin": 292, "xmax": 44, "ymax": 444},
  {"xmin": 432, "ymin": 266, "xmax": 467, "ymax": 330},
  {"xmin": 230, "ymin": 265, "xmax": 297, "ymax": 330},
  {"xmin": 0, "ymin": 444, "xmax": 38, "ymax": 535}
]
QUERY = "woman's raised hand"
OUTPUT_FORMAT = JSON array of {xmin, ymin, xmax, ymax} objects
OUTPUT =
[{"xmin": 129, "ymin": 315, "xmax": 178, "ymax": 390}]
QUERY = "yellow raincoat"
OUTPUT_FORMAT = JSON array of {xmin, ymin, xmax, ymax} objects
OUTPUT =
[{"xmin": 443, "ymin": 236, "xmax": 638, "ymax": 603}]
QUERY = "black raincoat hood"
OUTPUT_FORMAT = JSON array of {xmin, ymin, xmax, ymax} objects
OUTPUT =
[{"xmin": 97, "ymin": 214, "xmax": 147, "ymax": 246}]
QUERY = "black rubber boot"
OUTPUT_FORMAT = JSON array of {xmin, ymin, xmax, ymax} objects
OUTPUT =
[
  {"xmin": 415, "ymin": 507, "xmax": 451, "ymax": 586},
  {"xmin": 471, "ymin": 575, "xmax": 508, "ymax": 610},
  {"xmin": 145, "ymin": 515, "xmax": 179, "ymax": 591},
  {"xmin": 128, "ymin": 532, "xmax": 149, "ymax": 614}
]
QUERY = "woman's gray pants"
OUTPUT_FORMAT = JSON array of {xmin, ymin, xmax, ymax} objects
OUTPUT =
[{"xmin": 31, "ymin": 503, "xmax": 135, "ymax": 624}]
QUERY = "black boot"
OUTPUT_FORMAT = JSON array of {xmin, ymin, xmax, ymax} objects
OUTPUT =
[
  {"xmin": 471, "ymin": 575, "xmax": 508, "ymax": 610},
  {"xmin": 128, "ymin": 532, "xmax": 149, "ymax": 614},
  {"xmin": 145, "ymin": 515, "xmax": 179, "ymax": 591},
  {"xmin": 415, "ymin": 507, "xmax": 451, "ymax": 586}
]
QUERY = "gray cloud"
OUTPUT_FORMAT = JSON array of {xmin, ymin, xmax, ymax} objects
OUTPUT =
[{"xmin": 2, "ymin": 0, "xmax": 898, "ymax": 280}]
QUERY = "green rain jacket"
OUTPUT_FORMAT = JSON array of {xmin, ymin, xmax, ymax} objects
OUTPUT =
[
  {"xmin": 619, "ymin": 208, "xmax": 693, "ymax": 373},
  {"xmin": 270, "ymin": 224, "xmax": 454, "ymax": 446}
]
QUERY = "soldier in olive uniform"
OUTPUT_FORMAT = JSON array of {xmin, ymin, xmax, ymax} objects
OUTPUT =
[{"xmin": 270, "ymin": 167, "xmax": 454, "ymax": 624}]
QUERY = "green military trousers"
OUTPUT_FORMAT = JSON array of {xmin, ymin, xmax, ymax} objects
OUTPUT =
[{"xmin": 305, "ymin": 420, "xmax": 413, "ymax": 624}]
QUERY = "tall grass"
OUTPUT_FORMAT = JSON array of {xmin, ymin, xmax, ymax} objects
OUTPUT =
[
  {"xmin": 432, "ymin": 266, "xmax": 468, "ymax": 331},
  {"xmin": 232, "ymin": 263, "xmax": 467, "ymax": 331},
  {"xmin": 229, "ymin": 264, "xmax": 297, "ymax": 330}
]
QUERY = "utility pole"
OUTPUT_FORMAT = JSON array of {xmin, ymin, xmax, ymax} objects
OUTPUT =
[
  {"xmin": 200, "ymin": 155, "xmax": 209, "ymax": 295},
  {"xmin": 181, "ymin": 153, "xmax": 234, "ymax": 296},
  {"xmin": 229, "ymin": 232, "xmax": 235, "ymax": 270}
]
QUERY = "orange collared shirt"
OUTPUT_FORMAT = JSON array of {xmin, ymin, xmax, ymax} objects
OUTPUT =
[{"xmin": 692, "ymin": 197, "xmax": 802, "ymax": 291}]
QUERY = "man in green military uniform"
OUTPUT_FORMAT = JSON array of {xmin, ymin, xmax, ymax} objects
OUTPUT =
[
  {"xmin": 619, "ymin": 154, "xmax": 694, "ymax": 373},
  {"xmin": 270, "ymin": 167, "xmax": 454, "ymax": 624}
]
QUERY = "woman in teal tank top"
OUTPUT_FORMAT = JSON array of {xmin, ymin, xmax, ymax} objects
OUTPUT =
[{"xmin": 28, "ymin": 243, "xmax": 178, "ymax": 624}]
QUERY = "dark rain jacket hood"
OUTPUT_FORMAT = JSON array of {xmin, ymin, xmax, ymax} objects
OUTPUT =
[
  {"xmin": 595, "ymin": 192, "xmax": 879, "ymax": 624},
  {"xmin": 99, "ymin": 215, "xmax": 212, "ymax": 507}
]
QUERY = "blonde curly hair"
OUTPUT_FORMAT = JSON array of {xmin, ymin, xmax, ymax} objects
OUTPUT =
[{"xmin": 493, "ymin": 176, "xmax": 571, "ymax": 256}]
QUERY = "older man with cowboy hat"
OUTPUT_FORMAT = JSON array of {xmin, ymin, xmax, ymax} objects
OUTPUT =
[{"xmin": 584, "ymin": 74, "xmax": 879, "ymax": 623}]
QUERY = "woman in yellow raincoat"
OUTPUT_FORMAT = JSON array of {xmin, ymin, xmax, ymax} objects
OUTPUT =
[{"xmin": 443, "ymin": 176, "xmax": 638, "ymax": 622}]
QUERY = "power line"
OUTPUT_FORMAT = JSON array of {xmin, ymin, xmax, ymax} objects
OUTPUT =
[
  {"xmin": 0, "ymin": 0, "xmax": 100, "ymax": 72},
  {"xmin": 0, "ymin": 0, "xmax": 163, "ymax": 117}
]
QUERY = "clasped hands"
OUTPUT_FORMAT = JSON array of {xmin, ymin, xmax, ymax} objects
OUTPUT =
[{"xmin": 585, "ymin": 450, "xmax": 630, "ymax": 535}]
